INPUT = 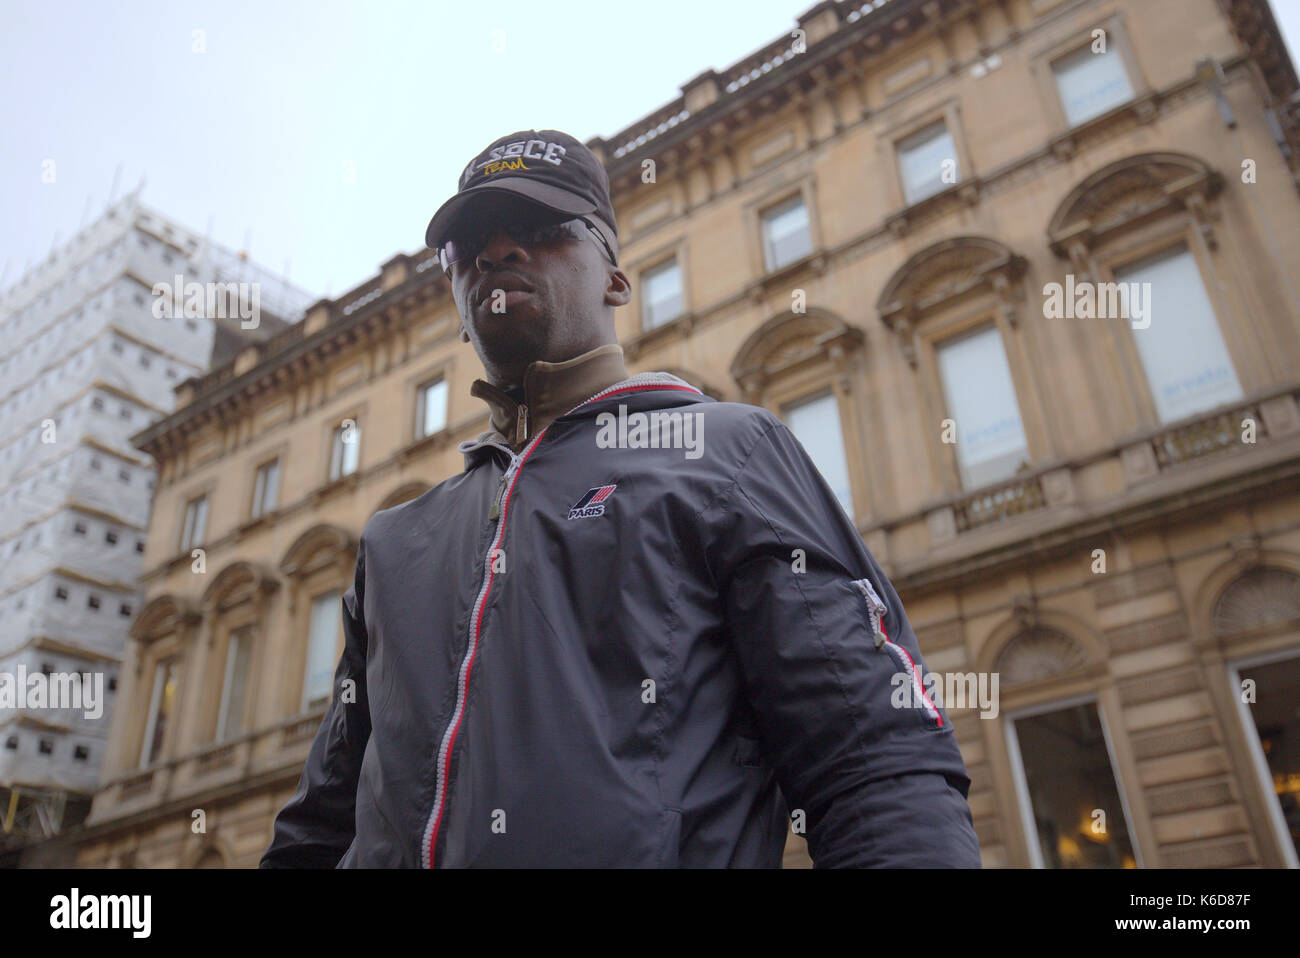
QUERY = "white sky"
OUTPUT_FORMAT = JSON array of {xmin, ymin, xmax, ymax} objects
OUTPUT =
[{"xmin": 4, "ymin": 0, "xmax": 1300, "ymax": 305}]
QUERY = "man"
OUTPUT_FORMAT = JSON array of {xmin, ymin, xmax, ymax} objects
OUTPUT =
[{"xmin": 260, "ymin": 129, "xmax": 980, "ymax": 868}]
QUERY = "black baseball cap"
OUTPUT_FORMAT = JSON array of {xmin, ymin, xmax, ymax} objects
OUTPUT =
[{"xmin": 424, "ymin": 129, "xmax": 618, "ymax": 261}]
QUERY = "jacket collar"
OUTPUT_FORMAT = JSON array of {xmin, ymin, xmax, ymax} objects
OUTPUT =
[{"xmin": 470, "ymin": 343, "xmax": 629, "ymax": 450}]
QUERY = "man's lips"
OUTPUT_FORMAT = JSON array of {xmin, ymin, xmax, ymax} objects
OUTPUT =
[{"xmin": 475, "ymin": 273, "xmax": 535, "ymax": 305}]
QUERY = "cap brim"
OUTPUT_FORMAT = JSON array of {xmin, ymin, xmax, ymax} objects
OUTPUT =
[{"xmin": 424, "ymin": 178, "xmax": 597, "ymax": 248}]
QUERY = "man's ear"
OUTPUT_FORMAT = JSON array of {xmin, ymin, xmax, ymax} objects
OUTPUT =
[{"xmin": 603, "ymin": 267, "xmax": 632, "ymax": 308}]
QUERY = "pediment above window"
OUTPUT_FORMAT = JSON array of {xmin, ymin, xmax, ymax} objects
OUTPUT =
[
  {"xmin": 876, "ymin": 236, "xmax": 1027, "ymax": 365},
  {"xmin": 131, "ymin": 594, "xmax": 202, "ymax": 642},
  {"xmin": 375, "ymin": 481, "xmax": 431, "ymax": 514},
  {"xmin": 202, "ymin": 560, "xmax": 280, "ymax": 613},
  {"xmin": 994, "ymin": 627, "xmax": 1091, "ymax": 686},
  {"xmin": 1048, "ymin": 152, "xmax": 1223, "ymax": 269},
  {"xmin": 729, "ymin": 308, "xmax": 863, "ymax": 398},
  {"xmin": 1212, "ymin": 566, "xmax": 1300, "ymax": 637},
  {"xmin": 279, "ymin": 524, "xmax": 358, "ymax": 580}
]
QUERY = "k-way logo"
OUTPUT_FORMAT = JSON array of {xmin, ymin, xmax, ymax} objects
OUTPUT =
[{"xmin": 567, "ymin": 484, "xmax": 617, "ymax": 519}]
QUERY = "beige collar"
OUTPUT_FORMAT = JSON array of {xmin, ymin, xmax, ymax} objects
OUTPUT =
[{"xmin": 471, "ymin": 344, "xmax": 629, "ymax": 450}]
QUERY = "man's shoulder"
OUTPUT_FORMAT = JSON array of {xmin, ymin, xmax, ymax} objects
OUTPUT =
[{"xmin": 360, "ymin": 466, "xmax": 483, "ymax": 546}]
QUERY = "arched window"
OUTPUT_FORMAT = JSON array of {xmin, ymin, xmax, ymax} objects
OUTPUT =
[
  {"xmin": 876, "ymin": 237, "xmax": 1046, "ymax": 528},
  {"xmin": 730, "ymin": 308, "xmax": 865, "ymax": 521},
  {"xmin": 278, "ymin": 525, "xmax": 358, "ymax": 715},
  {"xmin": 128, "ymin": 596, "xmax": 201, "ymax": 770},
  {"xmin": 1047, "ymin": 152, "xmax": 1250, "ymax": 430},
  {"xmin": 200, "ymin": 563, "xmax": 279, "ymax": 745}
]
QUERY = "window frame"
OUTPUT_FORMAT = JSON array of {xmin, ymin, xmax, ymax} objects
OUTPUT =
[
  {"xmin": 416, "ymin": 376, "xmax": 450, "ymax": 439},
  {"xmin": 896, "ymin": 119, "xmax": 962, "ymax": 207},
  {"xmin": 879, "ymin": 99, "xmax": 974, "ymax": 214},
  {"xmin": 138, "ymin": 656, "xmax": 179, "ymax": 769},
  {"xmin": 179, "ymin": 493, "xmax": 209, "ymax": 552},
  {"xmin": 1029, "ymin": 12, "xmax": 1150, "ymax": 137},
  {"xmin": 251, "ymin": 458, "xmax": 281, "ymax": 518},
  {"xmin": 758, "ymin": 193, "xmax": 815, "ymax": 273},
  {"xmin": 1226, "ymin": 647, "xmax": 1300, "ymax": 868},
  {"xmin": 780, "ymin": 388, "xmax": 857, "ymax": 520},
  {"xmin": 300, "ymin": 590, "xmax": 343, "ymax": 712},
  {"xmin": 328, "ymin": 417, "xmax": 362, "ymax": 481},
  {"xmin": 215, "ymin": 625, "xmax": 255, "ymax": 743},
  {"xmin": 639, "ymin": 255, "xmax": 686, "ymax": 331},
  {"xmin": 1092, "ymin": 223, "xmax": 1252, "ymax": 431},
  {"xmin": 933, "ymin": 321, "xmax": 1034, "ymax": 490},
  {"xmin": 1003, "ymin": 691, "xmax": 1145, "ymax": 869},
  {"xmin": 741, "ymin": 176, "xmax": 824, "ymax": 282}
]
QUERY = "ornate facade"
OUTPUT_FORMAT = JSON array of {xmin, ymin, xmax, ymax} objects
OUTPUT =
[{"xmin": 75, "ymin": 0, "xmax": 1300, "ymax": 868}]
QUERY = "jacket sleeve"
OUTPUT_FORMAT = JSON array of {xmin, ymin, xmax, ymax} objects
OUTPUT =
[
  {"xmin": 259, "ymin": 542, "xmax": 372, "ymax": 868},
  {"xmin": 708, "ymin": 416, "xmax": 981, "ymax": 868}
]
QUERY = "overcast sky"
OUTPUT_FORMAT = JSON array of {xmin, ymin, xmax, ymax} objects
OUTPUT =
[{"xmin": 4, "ymin": 0, "xmax": 1299, "ymax": 305}]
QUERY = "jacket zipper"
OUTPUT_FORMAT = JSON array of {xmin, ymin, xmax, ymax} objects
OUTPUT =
[
  {"xmin": 421, "ymin": 380, "xmax": 705, "ymax": 868},
  {"xmin": 851, "ymin": 578, "xmax": 943, "ymax": 729},
  {"xmin": 422, "ymin": 435, "xmax": 540, "ymax": 868}
]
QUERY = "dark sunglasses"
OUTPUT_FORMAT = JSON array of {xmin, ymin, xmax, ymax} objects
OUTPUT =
[{"xmin": 438, "ymin": 213, "xmax": 616, "ymax": 277}]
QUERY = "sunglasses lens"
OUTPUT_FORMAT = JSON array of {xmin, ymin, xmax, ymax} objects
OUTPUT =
[{"xmin": 440, "ymin": 214, "xmax": 583, "ymax": 273}]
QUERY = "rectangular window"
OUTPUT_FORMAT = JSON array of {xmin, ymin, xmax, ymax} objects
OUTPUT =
[
  {"xmin": 418, "ymin": 379, "xmax": 449, "ymax": 438},
  {"xmin": 783, "ymin": 391, "xmax": 855, "ymax": 519},
  {"xmin": 1235, "ymin": 654, "xmax": 1300, "ymax": 861},
  {"xmin": 1114, "ymin": 244, "xmax": 1243, "ymax": 423},
  {"xmin": 329, "ymin": 422, "xmax": 360, "ymax": 480},
  {"xmin": 180, "ymin": 495, "xmax": 208, "ymax": 551},
  {"xmin": 139, "ymin": 658, "xmax": 178, "ymax": 768},
  {"xmin": 936, "ymin": 324, "xmax": 1030, "ymax": 488},
  {"xmin": 1052, "ymin": 43, "xmax": 1134, "ymax": 127},
  {"xmin": 897, "ymin": 120, "xmax": 959, "ymax": 206},
  {"xmin": 216, "ymin": 627, "xmax": 253, "ymax": 742},
  {"xmin": 302, "ymin": 592, "xmax": 342, "ymax": 711},
  {"xmin": 641, "ymin": 258, "xmax": 683, "ymax": 329},
  {"xmin": 760, "ymin": 196, "xmax": 813, "ymax": 272},
  {"xmin": 252, "ymin": 459, "xmax": 281, "ymax": 518},
  {"xmin": 1008, "ymin": 700, "xmax": 1137, "ymax": 868}
]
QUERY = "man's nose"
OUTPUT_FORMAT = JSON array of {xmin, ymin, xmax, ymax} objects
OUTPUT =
[{"xmin": 474, "ymin": 227, "xmax": 528, "ymax": 271}]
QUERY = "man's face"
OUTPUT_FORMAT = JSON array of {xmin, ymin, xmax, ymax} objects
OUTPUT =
[{"xmin": 445, "ymin": 194, "xmax": 629, "ymax": 387}]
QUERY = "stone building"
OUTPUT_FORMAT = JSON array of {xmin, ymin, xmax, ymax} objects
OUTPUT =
[
  {"xmin": 74, "ymin": 0, "xmax": 1300, "ymax": 868},
  {"xmin": 0, "ymin": 187, "xmax": 311, "ymax": 864}
]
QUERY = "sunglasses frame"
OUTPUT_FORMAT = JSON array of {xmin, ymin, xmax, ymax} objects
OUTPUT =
[{"xmin": 438, "ymin": 212, "xmax": 617, "ymax": 278}]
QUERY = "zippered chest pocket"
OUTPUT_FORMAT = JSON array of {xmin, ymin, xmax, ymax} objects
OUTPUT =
[{"xmin": 850, "ymin": 577, "xmax": 944, "ymax": 730}]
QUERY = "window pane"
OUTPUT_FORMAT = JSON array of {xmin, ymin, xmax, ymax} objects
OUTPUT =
[
  {"xmin": 182, "ymin": 496, "xmax": 207, "ymax": 550},
  {"xmin": 420, "ymin": 380, "xmax": 448, "ymax": 437},
  {"xmin": 1114, "ymin": 245, "xmax": 1242, "ymax": 423},
  {"xmin": 330, "ymin": 428, "xmax": 344, "ymax": 479},
  {"xmin": 783, "ymin": 392, "xmax": 854, "ymax": 518},
  {"xmin": 936, "ymin": 325, "xmax": 1029, "ymax": 488},
  {"xmin": 253, "ymin": 461, "xmax": 279, "ymax": 517},
  {"xmin": 217, "ymin": 628, "xmax": 253, "ymax": 741},
  {"xmin": 343, "ymin": 426, "xmax": 360, "ymax": 474},
  {"xmin": 1013, "ymin": 701, "xmax": 1137, "ymax": 868},
  {"xmin": 761, "ymin": 197, "xmax": 812, "ymax": 271},
  {"xmin": 898, "ymin": 121, "xmax": 959, "ymax": 205},
  {"xmin": 302, "ymin": 592, "xmax": 341, "ymax": 710},
  {"xmin": 141, "ymin": 660, "xmax": 177, "ymax": 767},
  {"xmin": 642, "ymin": 259, "xmax": 683, "ymax": 329},
  {"xmin": 1237, "ymin": 656, "xmax": 1300, "ymax": 860},
  {"xmin": 1052, "ymin": 44, "xmax": 1134, "ymax": 126}
]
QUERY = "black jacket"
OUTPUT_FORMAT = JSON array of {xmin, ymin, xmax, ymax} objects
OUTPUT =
[{"xmin": 261, "ymin": 373, "xmax": 980, "ymax": 867}]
